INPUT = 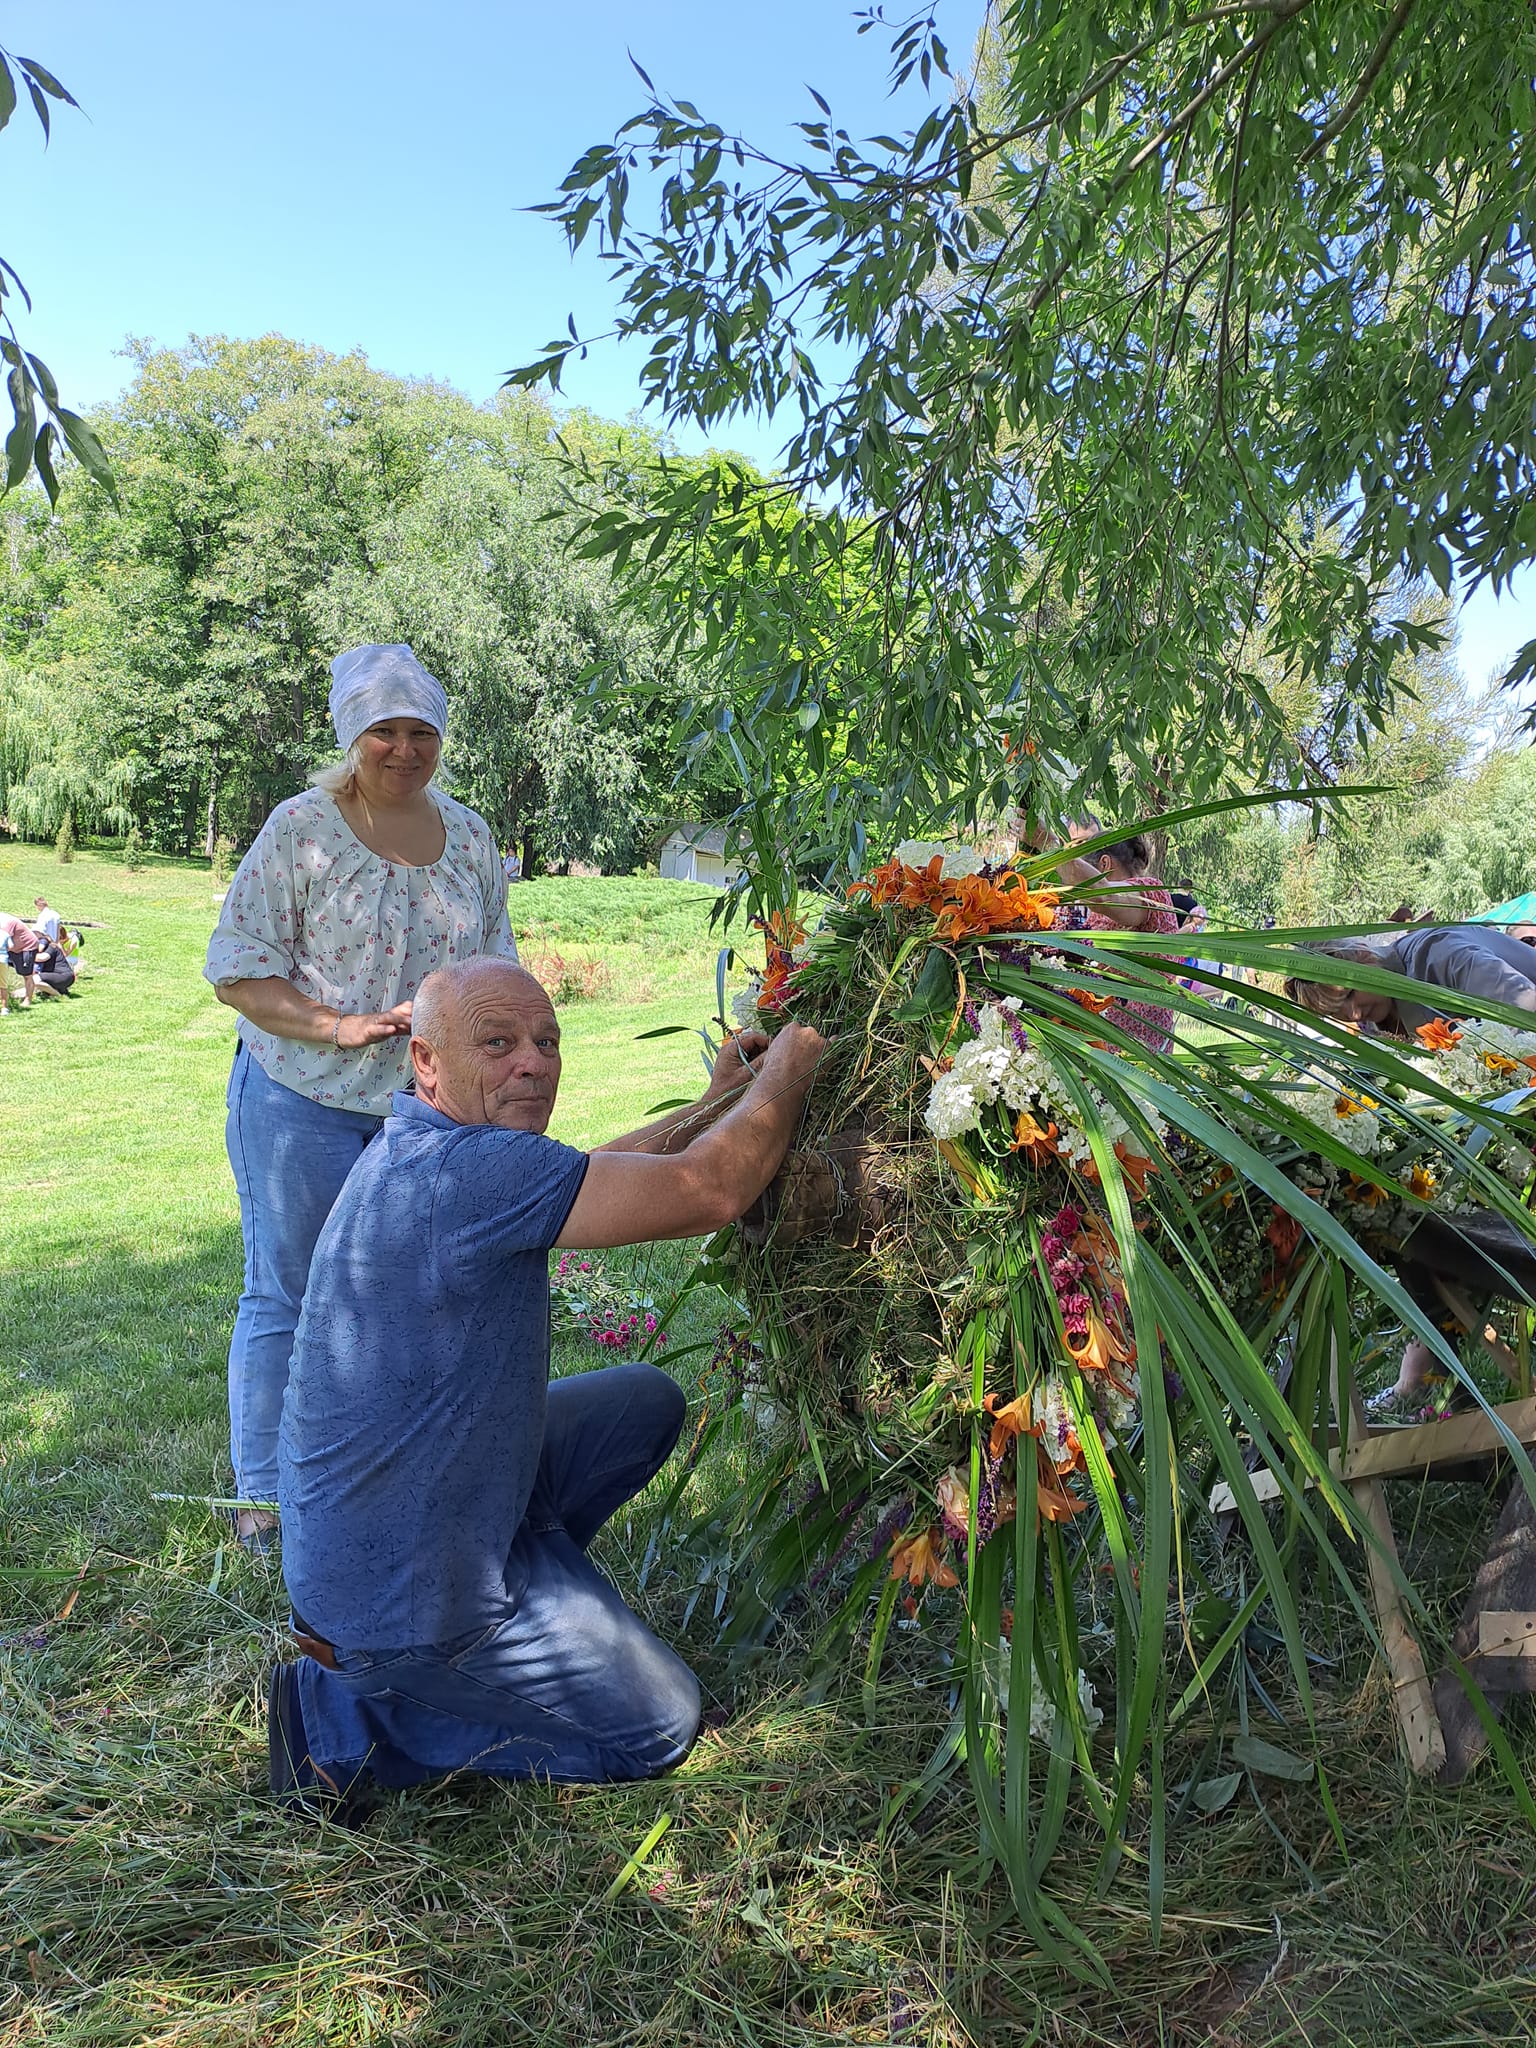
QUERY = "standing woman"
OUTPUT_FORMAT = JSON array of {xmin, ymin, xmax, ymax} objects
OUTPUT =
[
  {"xmin": 205, "ymin": 645, "xmax": 518, "ymax": 1552},
  {"xmin": 1021, "ymin": 818, "xmax": 1181, "ymax": 1053}
]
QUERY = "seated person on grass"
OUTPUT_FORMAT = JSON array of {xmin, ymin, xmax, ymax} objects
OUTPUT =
[{"xmin": 270, "ymin": 955, "xmax": 824, "ymax": 1821}]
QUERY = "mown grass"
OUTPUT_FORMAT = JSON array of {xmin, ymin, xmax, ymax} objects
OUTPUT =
[{"xmin": 2, "ymin": 846, "xmax": 1536, "ymax": 2045}]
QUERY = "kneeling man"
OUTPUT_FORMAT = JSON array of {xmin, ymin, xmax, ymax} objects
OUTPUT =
[{"xmin": 270, "ymin": 956, "xmax": 823, "ymax": 1817}]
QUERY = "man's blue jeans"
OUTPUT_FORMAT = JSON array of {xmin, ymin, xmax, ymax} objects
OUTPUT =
[
  {"xmin": 225, "ymin": 1047, "xmax": 383, "ymax": 1504},
  {"xmin": 293, "ymin": 1363, "xmax": 703, "ymax": 1787}
]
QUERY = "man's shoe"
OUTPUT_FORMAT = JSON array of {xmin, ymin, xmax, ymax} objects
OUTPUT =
[
  {"xmin": 266, "ymin": 1662, "xmax": 378, "ymax": 1828},
  {"xmin": 234, "ymin": 1509, "xmax": 280, "ymax": 1557}
]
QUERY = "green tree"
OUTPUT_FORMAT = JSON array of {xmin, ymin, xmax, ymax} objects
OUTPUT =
[
  {"xmin": 514, "ymin": 0, "xmax": 1536, "ymax": 879},
  {"xmin": 0, "ymin": 343, "xmax": 704, "ymax": 867}
]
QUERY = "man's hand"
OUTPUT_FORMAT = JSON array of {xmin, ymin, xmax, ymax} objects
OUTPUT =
[
  {"xmin": 704, "ymin": 1029, "xmax": 769, "ymax": 1100},
  {"xmin": 758, "ymin": 1021, "xmax": 826, "ymax": 1093},
  {"xmin": 335, "ymin": 1000, "xmax": 414, "ymax": 1049},
  {"xmin": 559, "ymin": 1020, "xmax": 829, "ymax": 1250}
]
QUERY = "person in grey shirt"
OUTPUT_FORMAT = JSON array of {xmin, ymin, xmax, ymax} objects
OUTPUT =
[
  {"xmin": 1285, "ymin": 924, "xmax": 1536, "ymax": 1036},
  {"xmin": 1286, "ymin": 924, "xmax": 1536, "ymax": 1418}
]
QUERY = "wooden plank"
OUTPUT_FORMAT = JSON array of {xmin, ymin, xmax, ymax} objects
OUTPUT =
[
  {"xmin": 1207, "ymin": 1395, "xmax": 1536, "ymax": 1513},
  {"xmin": 1475, "ymin": 1611, "xmax": 1536, "ymax": 1659},
  {"xmin": 1431, "ymin": 1280, "xmax": 1525, "ymax": 1391},
  {"xmin": 1331, "ymin": 1341, "xmax": 1445, "ymax": 1777},
  {"xmin": 1345, "ymin": 1396, "xmax": 1536, "ymax": 1482}
]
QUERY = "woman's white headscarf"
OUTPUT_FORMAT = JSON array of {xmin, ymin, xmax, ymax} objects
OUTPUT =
[{"xmin": 328, "ymin": 644, "xmax": 449, "ymax": 752}]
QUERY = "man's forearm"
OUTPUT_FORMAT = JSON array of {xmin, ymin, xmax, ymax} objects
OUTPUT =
[
  {"xmin": 594, "ymin": 1082, "xmax": 748, "ymax": 1157},
  {"xmin": 676, "ymin": 1053, "xmax": 819, "ymax": 1216},
  {"xmin": 595, "ymin": 1037, "xmax": 763, "ymax": 1156}
]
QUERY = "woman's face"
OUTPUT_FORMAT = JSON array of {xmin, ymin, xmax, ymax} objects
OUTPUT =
[
  {"xmin": 1067, "ymin": 821, "xmax": 1123, "ymax": 880},
  {"xmin": 1331, "ymin": 987, "xmax": 1395, "ymax": 1026},
  {"xmin": 354, "ymin": 720, "xmax": 441, "ymax": 804}
]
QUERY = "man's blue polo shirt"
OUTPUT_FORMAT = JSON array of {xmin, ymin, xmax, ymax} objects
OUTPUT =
[{"xmin": 277, "ymin": 1091, "xmax": 588, "ymax": 1649}]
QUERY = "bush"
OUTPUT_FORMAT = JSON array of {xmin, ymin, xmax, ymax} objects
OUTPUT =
[
  {"xmin": 122, "ymin": 823, "xmax": 143, "ymax": 871},
  {"xmin": 211, "ymin": 835, "xmax": 237, "ymax": 888},
  {"xmin": 55, "ymin": 810, "xmax": 75, "ymax": 864},
  {"xmin": 518, "ymin": 945, "xmax": 615, "ymax": 1004}
]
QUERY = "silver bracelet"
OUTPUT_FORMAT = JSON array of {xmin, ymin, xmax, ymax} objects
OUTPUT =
[{"xmin": 330, "ymin": 1015, "xmax": 343, "ymax": 1048}]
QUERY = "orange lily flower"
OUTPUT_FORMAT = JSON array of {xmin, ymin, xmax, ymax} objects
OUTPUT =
[
  {"xmin": 1009, "ymin": 1109, "xmax": 1060, "ymax": 1164},
  {"xmin": 1067, "ymin": 1309, "xmax": 1134, "ymax": 1375},
  {"xmin": 1112, "ymin": 1143, "xmax": 1157, "ymax": 1198},
  {"xmin": 1070, "ymin": 1214, "xmax": 1123, "ymax": 1289},
  {"xmin": 1482, "ymin": 1050, "xmax": 1522, "ymax": 1080},
  {"xmin": 848, "ymin": 858, "xmax": 908, "ymax": 909},
  {"xmin": 1033, "ymin": 1443, "xmax": 1088, "ymax": 1523},
  {"xmin": 933, "ymin": 874, "xmax": 1058, "ymax": 941},
  {"xmin": 984, "ymin": 1391, "xmax": 1035, "ymax": 1460},
  {"xmin": 1069, "ymin": 987, "xmax": 1115, "ymax": 1015},
  {"xmin": 897, "ymin": 856, "xmax": 951, "ymax": 915},
  {"xmin": 1414, "ymin": 1019, "xmax": 1462, "ymax": 1051},
  {"xmin": 1406, "ymin": 1162, "xmax": 1437, "ymax": 1200},
  {"xmin": 889, "ymin": 1525, "xmax": 959, "ymax": 1589},
  {"xmin": 1265, "ymin": 1206, "xmax": 1303, "ymax": 1264}
]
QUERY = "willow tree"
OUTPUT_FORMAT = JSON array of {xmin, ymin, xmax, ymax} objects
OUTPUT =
[{"xmin": 512, "ymin": 0, "xmax": 1536, "ymax": 868}]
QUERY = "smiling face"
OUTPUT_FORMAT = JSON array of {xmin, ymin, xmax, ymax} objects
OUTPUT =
[
  {"xmin": 352, "ymin": 719, "xmax": 441, "ymax": 806},
  {"xmin": 411, "ymin": 963, "xmax": 562, "ymax": 1132}
]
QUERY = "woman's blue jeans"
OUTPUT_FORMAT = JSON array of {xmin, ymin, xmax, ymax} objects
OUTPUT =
[
  {"xmin": 225, "ymin": 1047, "xmax": 383, "ymax": 1504},
  {"xmin": 293, "ymin": 1363, "xmax": 702, "ymax": 1787}
]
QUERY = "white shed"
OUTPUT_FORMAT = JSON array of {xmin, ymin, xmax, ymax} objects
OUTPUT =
[{"xmin": 657, "ymin": 824, "xmax": 743, "ymax": 887}]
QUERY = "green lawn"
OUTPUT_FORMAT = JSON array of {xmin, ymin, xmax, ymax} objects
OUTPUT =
[{"xmin": 3, "ymin": 846, "xmax": 1536, "ymax": 2046}]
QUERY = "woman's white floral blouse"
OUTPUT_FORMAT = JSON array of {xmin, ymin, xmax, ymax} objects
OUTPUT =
[{"xmin": 204, "ymin": 788, "xmax": 518, "ymax": 1114}]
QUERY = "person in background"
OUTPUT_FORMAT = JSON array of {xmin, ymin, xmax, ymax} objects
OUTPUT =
[
  {"xmin": 2, "ymin": 912, "xmax": 42, "ymax": 1008},
  {"xmin": 1283, "ymin": 925, "xmax": 1536, "ymax": 1035},
  {"xmin": 1287, "ymin": 924, "xmax": 1536, "ymax": 1416},
  {"xmin": 502, "ymin": 845, "xmax": 523, "ymax": 886},
  {"xmin": 1019, "ymin": 818, "xmax": 1181, "ymax": 1052},
  {"xmin": 204, "ymin": 643, "xmax": 518, "ymax": 1553},
  {"xmin": 31, "ymin": 931, "xmax": 77, "ymax": 997},
  {"xmin": 1169, "ymin": 881, "xmax": 1206, "ymax": 930},
  {"xmin": 32, "ymin": 896, "xmax": 61, "ymax": 944}
]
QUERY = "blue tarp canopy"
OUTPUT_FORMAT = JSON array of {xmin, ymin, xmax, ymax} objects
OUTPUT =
[{"xmin": 1470, "ymin": 893, "xmax": 1536, "ymax": 925}]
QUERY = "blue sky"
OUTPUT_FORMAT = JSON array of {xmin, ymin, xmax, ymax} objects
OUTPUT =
[{"xmin": 4, "ymin": 0, "xmax": 1530, "ymax": 691}]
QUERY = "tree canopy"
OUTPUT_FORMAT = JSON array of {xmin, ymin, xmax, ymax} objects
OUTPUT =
[
  {"xmin": 513, "ymin": 0, "xmax": 1536, "ymax": 882},
  {"xmin": 0, "ymin": 337, "xmax": 727, "ymax": 869}
]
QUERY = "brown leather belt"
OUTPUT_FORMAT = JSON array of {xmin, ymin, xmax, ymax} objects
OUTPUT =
[{"xmin": 290, "ymin": 1612, "xmax": 339, "ymax": 1671}]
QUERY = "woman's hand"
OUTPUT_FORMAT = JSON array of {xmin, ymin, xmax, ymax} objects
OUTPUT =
[{"xmin": 334, "ymin": 1000, "xmax": 414, "ymax": 1049}]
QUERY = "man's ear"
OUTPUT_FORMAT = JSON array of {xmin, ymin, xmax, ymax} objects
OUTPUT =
[{"xmin": 410, "ymin": 1037, "xmax": 436, "ymax": 1095}]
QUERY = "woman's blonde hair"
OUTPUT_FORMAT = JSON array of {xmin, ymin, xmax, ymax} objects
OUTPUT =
[{"xmin": 313, "ymin": 740, "xmax": 366, "ymax": 799}]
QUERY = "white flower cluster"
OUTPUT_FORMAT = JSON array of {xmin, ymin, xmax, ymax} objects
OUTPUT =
[
  {"xmin": 892, "ymin": 839, "xmax": 986, "ymax": 880},
  {"xmin": 1432, "ymin": 1021, "xmax": 1536, "ymax": 1104},
  {"xmin": 923, "ymin": 998, "xmax": 1151, "ymax": 1168},
  {"xmin": 731, "ymin": 984, "xmax": 765, "ymax": 1030},
  {"xmin": 1290, "ymin": 1086, "xmax": 1387, "ymax": 1158},
  {"xmin": 1027, "ymin": 1667, "xmax": 1104, "ymax": 1741}
]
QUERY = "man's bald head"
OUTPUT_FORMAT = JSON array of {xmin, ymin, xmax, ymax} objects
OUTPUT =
[
  {"xmin": 409, "ymin": 958, "xmax": 562, "ymax": 1131},
  {"xmin": 412, "ymin": 958, "xmax": 548, "ymax": 1050}
]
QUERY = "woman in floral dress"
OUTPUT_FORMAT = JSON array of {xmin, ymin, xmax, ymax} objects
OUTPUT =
[{"xmin": 204, "ymin": 644, "xmax": 517, "ymax": 1549}]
